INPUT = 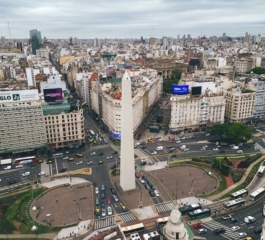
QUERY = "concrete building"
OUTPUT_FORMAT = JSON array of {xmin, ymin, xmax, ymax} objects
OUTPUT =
[
  {"xmin": 234, "ymin": 58, "xmax": 253, "ymax": 74},
  {"xmin": 36, "ymin": 48, "xmax": 49, "ymax": 60},
  {"xmin": 42, "ymin": 93, "xmax": 85, "ymax": 149},
  {"xmin": 0, "ymin": 89, "xmax": 46, "ymax": 154},
  {"xmin": 91, "ymin": 69, "xmax": 162, "ymax": 139},
  {"xmin": 224, "ymin": 87, "xmax": 256, "ymax": 122},
  {"xmin": 40, "ymin": 75, "xmax": 67, "ymax": 94},
  {"xmin": 120, "ymin": 71, "xmax": 135, "ymax": 191}
]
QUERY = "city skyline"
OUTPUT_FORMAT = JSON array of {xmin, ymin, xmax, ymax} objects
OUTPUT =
[{"xmin": 1, "ymin": 0, "xmax": 265, "ymax": 39}]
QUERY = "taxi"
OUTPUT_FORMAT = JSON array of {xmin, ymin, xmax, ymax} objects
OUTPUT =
[
  {"xmin": 76, "ymin": 153, "xmax": 83, "ymax": 157},
  {"xmin": 69, "ymin": 157, "xmax": 74, "ymax": 161},
  {"xmin": 121, "ymin": 205, "xmax": 128, "ymax": 212}
]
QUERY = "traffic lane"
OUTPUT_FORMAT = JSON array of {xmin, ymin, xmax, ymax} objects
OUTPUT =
[
  {"xmin": 190, "ymin": 226, "xmax": 224, "ymax": 240},
  {"xmin": 215, "ymin": 201, "xmax": 263, "ymax": 238}
]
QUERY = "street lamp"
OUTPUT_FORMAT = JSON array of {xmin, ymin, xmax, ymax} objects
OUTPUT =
[{"xmin": 189, "ymin": 178, "xmax": 196, "ymax": 196}]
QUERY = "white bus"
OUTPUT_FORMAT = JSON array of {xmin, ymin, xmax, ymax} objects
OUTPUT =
[
  {"xmin": 257, "ymin": 166, "xmax": 265, "ymax": 177},
  {"xmin": 223, "ymin": 198, "xmax": 245, "ymax": 210},
  {"xmin": 230, "ymin": 189, "xmax": 248, "ymax": 199},
  {"xmin": 249, "ymin": 187, "xmax": 265, "ymax": 201}
]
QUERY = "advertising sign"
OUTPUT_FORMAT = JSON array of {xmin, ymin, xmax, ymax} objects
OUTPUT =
[
  {"xmin": 0, "ymin": 89, "xmax": 39, "ymax": 103},
  {"xmin": 191, "ymin": 86, "xmax": 202, "ymax": 96},
  {"xmin": 43, "ymin": 88, "xmax": 63, "ymax": 102},
  {"xmin": 172, "ymin": 85, "xmax": 189, "ymax": 95},
  {"xmin": 111, "ymin": 130, "xmax": 121, "ymax": 139}
]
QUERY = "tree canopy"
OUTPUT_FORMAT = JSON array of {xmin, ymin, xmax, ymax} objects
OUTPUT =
[
  {"xmin": 248, "ymin": 67, "xmax": 265, "ymax": 75},
  {"xmin": 163, "ymin": 68, "xmax": 182, "ymax": 93},
  {"xmin": 211, "ymin": 122, "xmax": 252, "ymax": 144}
]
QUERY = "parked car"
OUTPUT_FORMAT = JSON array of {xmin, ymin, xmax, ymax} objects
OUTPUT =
[
  {"xmin": 107, "ymin": 197, "xmax": 111, "ymax": 205},
  {"xmin": 193, "ymin": 223, "xmax": 203, "ymax": 229},
  {"xmin": 154, "ymin": 190, "xmax": 159, "ymax": 197},
  {"xmin": 149, "ymin": 190, "xmax": 155, "ymax": 197},
  {"xmin": 95, "ymin": 187, "xmax": 99, "ymax": 194},
  {"xmin": 198, "ymin": 228, "xmax": 207, "ymax": 235},
  {"xmin": 107, "ymin": 206, "xmax": 112, "ymax": 216},
  {"xmin": 139, "ymin": 177, "xmax": 145, "ymax": 184},
  {"xmin": 90, "ymin": 152, "xmax": 96, "ymax": 155},
  {"xmin": 135, "ymin": 172, "xmax": 140, "ymax": 178},
  {"xmin": 112, "ymin": 194, "xmax": 119, "ymax": 202},
  {"xmin": 110, "ymin": 188, "xmax": 116, "ymax": 195}
]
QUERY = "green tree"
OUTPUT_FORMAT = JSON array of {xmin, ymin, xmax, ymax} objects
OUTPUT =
[
  {"xmin": 211, "ymin": 122, "xmax": 252, "ymax": 144},
  {"xmin": 163, "ymin": 68, "xmax": 182, "ymax": 93},
  {"xmin": 248, "ymin": 67, "xmax": 265, "ymax": 75}
]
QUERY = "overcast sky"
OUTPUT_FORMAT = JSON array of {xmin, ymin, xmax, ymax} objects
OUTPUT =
[{"xmin": 1, "ymin": 0, "xmax": 265, "ymax": 39}]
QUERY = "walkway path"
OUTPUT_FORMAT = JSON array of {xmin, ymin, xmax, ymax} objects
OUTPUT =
[{"xmin": 208, "ymin": 155, "xmax": 264, "ymax": 201}]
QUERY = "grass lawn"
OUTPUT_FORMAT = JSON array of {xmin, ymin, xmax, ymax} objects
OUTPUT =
[{"xmin": 0, "ymin": 188, "xmax": 61, "ymax": 234}]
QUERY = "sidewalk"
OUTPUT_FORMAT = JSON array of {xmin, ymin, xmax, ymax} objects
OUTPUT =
[{"xmin": 208, "ymin": 155, "xmax": 265, "ymax": 201}]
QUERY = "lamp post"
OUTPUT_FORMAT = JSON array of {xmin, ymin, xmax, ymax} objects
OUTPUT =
[{"xmin": 190, "ymin": 178, "xmax": 196, "ymax": 196}]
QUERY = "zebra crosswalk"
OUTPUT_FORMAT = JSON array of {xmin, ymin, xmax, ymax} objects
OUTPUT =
[
  {"xmin": 94, "ymin": 216, "xmax": 115, "ymax": 230},
  {"xmin": 156, "ymin": 201, "xmax": 175, "ymax": 213},
  {"xmin": 118, "ymin": 212, "xmax": 137, "ymax": 222},
  {"xmin": 203, "ymin": 220, "xmax": 242, "ymax": 240}
]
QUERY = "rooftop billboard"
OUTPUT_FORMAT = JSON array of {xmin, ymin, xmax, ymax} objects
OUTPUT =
[
  {"xmin": 43, "ymin": 88, "xmax": 63, "ymax": 102},
  {"xmin": 0, "ymin": 89, "xmax": 39, "ymax": 103},
  {"xmin": 172, "ymin": 85, "xmax": 189, "ymax": 95}
]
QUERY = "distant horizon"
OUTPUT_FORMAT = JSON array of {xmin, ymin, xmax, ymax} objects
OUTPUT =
[{"xmin": 1, "ymin": 0, "xmax": 265, "ymax": 39}]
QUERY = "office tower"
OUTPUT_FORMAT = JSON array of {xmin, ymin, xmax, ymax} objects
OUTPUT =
[
  {"xmin": 120, "ymin": 71, "xmax": 136, "ymax": 191},
  {"xmin": 30, "ymin": 29, "xmax": 42, "ymax": 54}
]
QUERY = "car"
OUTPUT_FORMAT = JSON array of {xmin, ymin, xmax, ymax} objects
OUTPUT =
[
  {"xmin": 193, "ymin": 223, "xmax": 203, "ymax": 229},
  {"xmin": 101, "ymin": 185, "xmax": 105, "ymax": 191},
  {"xmin": 22, "ymin": 171, "xmax": 30, "ymax": 177},
  {"xmin": 214, "ymin": 228, "xmax": 225, "ymax": 234},
  {"xmin": 254, "ymin": 227, "xmax": 262, "ymax": 234},
  {"xmin": 156, "ymin": 146, "xmax": 163, "ymax": 151},
  {"xmin": 205, "ymin": 133, "xmax": 210, "ymax": 136},
  {"xmin": 238, "ymin": 232, "xmax": 247, "ymax": 238},
  {"xmin": 37, "ymin": 159, "xmax": 43, "ymax": 163},
  {"xmin": 169, "ymin": 147, "xmax": 176, "ymax": 152},
  {"xmin": 95, "ymin": 187, "xmax": 99, "ymax": 194},
  {"xmin": 59, "ymin": 168, "xmax": 67, "ymax": 173},
  {"xmin": 101, "ymin": 208, "xmax": 106, "ymax": 217},
  {"xmin": 181, "ymin": 136, "xmax": 186, "ymax": 140},
  {"xmin": 65, "ymin": 150, "xmax": 70, "ymax": 154},
  {"xmin": 183, "ymin": 148, "xmax": 189, "ymax": 151},
  {"xmin": 103, "ymin": 139, "xmax": 107, "ymax": 144},
  {"xmin": 213, "ymin": 148, "xmax": 219, "ymax": 151},
  {"xmin": 154, "ymin": 190, "xmax": 159, "ymax": 197},
  {"xmin": 135, "ymin": 172, "xmax": 140, "ymax": 178},
  {"xmin": 151, "ymin": 151, "xmax": 157, "ymax": 155},
  {"xmin": 90, "ymin": 152, "xmax": 96, "ymax": 155},
  {"xmin": 198, "ymin": 228, "xmax": 207, "ymax": 235},
  {"xmin": 98, "ymin": 161, "xmax": 103, "ymax": 165},
  {"xmin": 231, "ymin": 226, "xmax": 240, "ymax": 231},
  {"xmin": 230, "ymin": 217, "xmax": 238, "ymax": 223},
  {"xmin": 63, "ymin": 156, "xmax": 69, "ymax": 160},
  {"xmin": 8, "ymin": 179, "xmax": 17, "ymax": 185},
  {"xmin": 38, "ymin": 171, "xmax": 45, "ymax": 176},
  {"xmin": 110, "ymin": 188, "xmax": 116, "ymax": 195},
  {"xmin": 139, "ymin": 177, "xmax": 145, "ymax": 184},
  {"xmin": 76, "ymin": 161, "xmax": 83, "ymax": 165},
  {"xmin": 107, "ymin": 197, "xmax": 112, "ymax": 205},
  {"xmin": 106, "ymin": 156, "xmax": 113, "ymax": 159},
  {"xmin": 244, "ymin": 216, "xmax": 255, "ymax": 223},
  {"xmin": 237, "ymin": 150, "xmax": 243, "ymax": 154},
  {"xmin": 110, "ymin": 164, "xmax": 116, "ymax": 169},
  {"xmin": 121, "ymin": 205, "xmax": 128, "ymax": 212},
  {"xmin": 175, "ymin": 140, "xmax": 181, "ymax": 143},
  {"xmin": 98, "ymin": 152, "xmax": 104, "ymax": 156},
  {"xmin": 145, "ymin": 184, "xmax": 151, "ymax": 191},
  {"xmin": 4, "ymin": 165, "xmax": 11, "ymax": 170},
  {"xmin": 68, "ymin": 157, "xmax": 74, "ymax": 161},
  {"xmin": 142, "ymin": 175, "xmax": 147, "ymax": 181},
  {"xmin": 76, "ymin": 153, "xmax": 83, "ymax": 157},
  {"xmin": 113, "ymin": 151, "xmax": 118, "ymax": 154},
  {"xmin": 101, "ymin": 191, "xmax": 105, "ymax": 199},
  {"xmin": 101, "ymin": 201, "xmax": 105, "ymax": 208},
  {"xmin": 149, "ymin": 190, "xmax": 155, "ymax": 197},
  {"xmin": 95, "ymin": 206, "xmax": 100, "ymax": 216},
  {"xmin": 141, "ymin": 159, "xmax": 147, "ymax": 165},
  {"xmin": 140, "ymin": 145, "xmax": 147, "ymax": 149},
  {"xmin": 107, "ymin": 206, "xmax": 112, "ymax": 216},
  {"xmin": 112, "ymin": 194, "xmax": 119, "ymax": 202},
  {"xmin": 87, "ymin": 161, "xmax": 93, "ymax": 165},
  {"xmin": 15, "ymin": 164, "xmax": 23, "ymax": 168},
  {"xmin": 222, "ymin": 214, "xmax": 232, "ymax": 220}
]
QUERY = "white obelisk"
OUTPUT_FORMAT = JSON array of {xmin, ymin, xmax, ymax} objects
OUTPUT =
[{"xmin": 120, "ymin": 71, "xmax": 136, "ymax": 191}]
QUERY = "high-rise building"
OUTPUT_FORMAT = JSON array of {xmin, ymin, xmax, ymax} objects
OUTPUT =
[{"xmin": 30, "ymin": 29, "xmax": 42, "ymax": 54}]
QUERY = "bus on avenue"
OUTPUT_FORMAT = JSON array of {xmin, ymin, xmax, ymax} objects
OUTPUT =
[
  {"xmin": 14, "ymin": 156, "xmax": 37, "ymax": 165},
  {"xmin": 223, "ymin": 198, "xmax": 245, "ymax": 210},
  {"xmin": 179, "ymin": 203, "xmax": 202, "ymax": 216},
  {"xmin": 187, "ymin": 208, "xmax": 211, "ymax": 220},
  {"xmin": 230, "ymin": 189, "xmax": 248, "ymax": 199},
  {"xmin": 121, "ymin": 223, "xmax": 144, "ymax": 236},
  {"xmin": 249, "ymin": 187, "xmax": 265, "ymax": 201},
  {"xmin": 257, "ymin": 166, "xmax": 265, "ymax": 177},
  {"xmin": 155, "ymin": 216, "xmax": 170, "ymax": 226}
]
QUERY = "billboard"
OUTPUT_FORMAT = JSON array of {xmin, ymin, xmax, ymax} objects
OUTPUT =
[
  {"xmin": 43, "ymin": 88, "xmax": 63, "ymax": 102},
  {"xmin": 110, "ymin": 130, "xmax": 121, "ymax": 139},
  {"xmin": 191, "ymin": 86, "xmax": 202, "ymax": 96},
  {"xmin": 0, "ymin": 89, "xmax": 39, "ymax": 103},
  {"xmin": 172, "ymin": 85, "xmax": 189, "ymax": 95}
]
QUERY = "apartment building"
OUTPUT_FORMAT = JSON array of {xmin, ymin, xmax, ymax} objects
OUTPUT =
[
  {"xmin": 234, "ymin": 58, "xmax": 253, "ymax": 74},
  {"xmin": 224, "ymin": 87, "xmax": 256, "ymax": 122},
  {"xmin": 91, "ymin": 69, "xmax": 162, "ymax": 138},
  {"xmin": 0, "ymin": 89, "xmax": 46, "ymax": 154}
]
